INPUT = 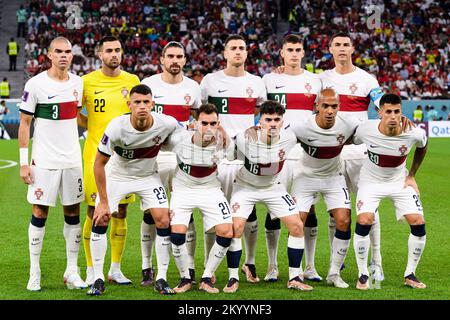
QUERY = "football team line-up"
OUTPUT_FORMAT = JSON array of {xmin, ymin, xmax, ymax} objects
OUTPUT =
[{"xmin": 18, "ymin": 31, "xmax": 428, "ymax": 296}]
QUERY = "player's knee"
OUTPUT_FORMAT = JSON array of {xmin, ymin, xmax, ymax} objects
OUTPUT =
[
  {"xmin": 407, "ymin": 214, "xmax": 425, "ymax": 226},
  {"xmin": 288, "ymin": 222, "xmax": 302, "ymax": 237},
  {"xmin": 410, "ymin": 223, "xmax": 426, "ymax": 237},
  {"xmin": 216, "ymin": 225, "xmax": 233, "ymax": 239},
  {"xmin": 32, "ymin": 204, "xmax": 48, "ymax": 218},
  {"xmin": 357, "ymin": 214, "xmax": 373, "ymax": 225},
  {"xmin": 336, "ymin": 216, "xmax": 351, "ymax": 230}
]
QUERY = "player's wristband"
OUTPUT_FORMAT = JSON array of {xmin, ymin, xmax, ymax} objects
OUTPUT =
[{"xmin": 19, "ymin": 148, "xmax": 29, "ymax": 166}]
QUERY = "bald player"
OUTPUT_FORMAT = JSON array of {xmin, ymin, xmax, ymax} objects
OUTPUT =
[{"xmin": 19, "ymin": 37, "xmax": 87, "ymax": 291}]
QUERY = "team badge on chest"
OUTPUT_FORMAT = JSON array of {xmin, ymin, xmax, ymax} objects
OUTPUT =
[
  {"xmin": 184, "ymin": 93, "xmax": 191, "ymax": 105},
  {"xmin": 349, "ymin": 83, "xmax": 358, "ymax": 94},
  {"xmin": 121, "ymin": 87, "xmax": 129, "ymax": 99},
  {"xmin": 246, "ymin": 87, "xmax": 254, "ymax": 98},
  {"xmin": 336, "ymin": 134, "xmax": 345, "ymax": 145},
  {"xmin": 399, "ymin": 144, "xmax": 407, "ymax": 155},
  {"xmin": 278, "ymin": 149, "xmax": 286, "ymax": 160}
]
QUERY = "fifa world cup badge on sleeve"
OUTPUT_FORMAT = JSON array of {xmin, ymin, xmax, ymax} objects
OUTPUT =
[{"xmin": 101, "ymin": 134, "xmax": 109, "ymax": 145}]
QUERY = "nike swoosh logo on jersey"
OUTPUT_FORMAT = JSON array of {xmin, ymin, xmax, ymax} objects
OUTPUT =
[
  {"xmin": 307, "ymin": 139, "xmax": 317, "ymax": 142},
  {"xmin": 369, "ymin": 144, "xmax": 379, "ymax": 148},
  {"xmin": 125, "ymin": 195, "xmax": 132, "ymax": 200},
  {"xmin": 48, "ymin": 95, "xmax": 57, "ymax": 99},
  {"xmin": 218, "ymin": 89, "xmax": 228, "ymax": 93},
  {"xmin": 154, "ymin": 95, "xmax": 164, "ymax": 99},
  {"xmin": 95, "ymin": 90, "xmax": 104, "ymax": 94},
  {"xmin": 275, "ymin": 85, "xmax": 285, "ymax": 89},
  {"xmin": 123, "ymin": 143, "xmax": 132, "ymax": 147}
]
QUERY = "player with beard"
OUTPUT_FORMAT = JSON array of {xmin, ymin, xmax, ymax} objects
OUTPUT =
[
  {"xmin": 78, "ymin": 36, "xmax": 140, "ymax": 286},
  {"xmin": 141, "ymin": 41, "xmax": 201, "ymax": 285}
]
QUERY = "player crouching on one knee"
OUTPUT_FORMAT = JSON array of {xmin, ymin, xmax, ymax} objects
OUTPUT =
[
  {"xmin": 88, "ymin": 84, "xmax": 181, "ymax": 296},
  {"xmin": 163, "ymin": 103, "xmax": 235, "ymax": 294},
  {"xmin": 224, "ymin": 100, "xmax": 313, "ymax": 293},
  {"xmin": 352, "ymin": 93, "xmax": 428, "ymax": 290}
]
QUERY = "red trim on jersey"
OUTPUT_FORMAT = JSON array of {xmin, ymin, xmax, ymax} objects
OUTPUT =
[
  {"xmin": 185, "ymin": 164, "xmax": 218, "ymax": 178},
  {"xmin": 161, "ymin": 105, "xmax": 191, "ymax": 122},
  {"xmin": 338, "ymin": 95, "xmax": 370, "ymax": 112},
  {"xmin": 377, "ymin": 154, "xmax": 407, "ymax": 167},
  {"xmin": 59, "ymin": 101, "xmax": 78, "ymax": 119},
  {"xmin": 287, "ymin": 93, "xmax": 316, "ymax": 110},
  {"xmin": 300, "ymin": 141, "xmax": 345, "ymax": 159},
  {"xmin": 228, "ymin": 97, "xmax": 257, "ymax": 114}
]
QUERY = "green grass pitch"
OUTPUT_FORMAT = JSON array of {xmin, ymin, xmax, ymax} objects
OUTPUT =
[{"xmin": 0, "ymin": 138, "xmax": 449, "ymax": 300}]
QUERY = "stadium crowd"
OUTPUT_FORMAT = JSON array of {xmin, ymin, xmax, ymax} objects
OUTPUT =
[
  {"xmin": 22, "ymin": 0, "xmax": 450, "ymax": 100},
  {"xmin": 288, "ymin": 0, "xmax": 450, "ymax": 99}
]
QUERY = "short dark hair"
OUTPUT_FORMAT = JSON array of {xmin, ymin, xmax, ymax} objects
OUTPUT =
[
  {"xmin": 194, "ymin": 103, "xmax": 218, "ymax": 120},
  {"xmin": 98, "ymin": 36, "xmax": 121, "ymax": 50},
  {"xmin": 380, "ymin": 93, "xmax": 402, "ymax": 107},
  {"xmin": 283, "ymin": 34, "xmax": 303, "ymax": 46},
  {"xmin": 162, "ymin": 41, "xmax": 185, "ymax": 56},
  {"xmin": 130, "ymin": 84, "xmax": 152, "ymax": 97},
  {"xmin": 260, "ymin": 100, "xmax": 285, "ymax": 116},
  {"xmin": 330, "ymin": 32, "xmax": 353, "ymax": 46},
  {"xmin": 224, "ymin": 34, "xmax": 246, "ymax": 48}
]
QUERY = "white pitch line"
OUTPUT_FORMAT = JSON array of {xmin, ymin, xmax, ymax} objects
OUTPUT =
[{"xmin": 0, "ymin": 160, "xmax": 18, "ymax": 169}]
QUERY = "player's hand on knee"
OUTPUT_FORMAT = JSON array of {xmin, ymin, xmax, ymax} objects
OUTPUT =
[
  {"xmin": 93, "ymin": 202, "xmax": 111, "ymax": 226},
  {"xmin": 404, "ymin": 175, "xmax": 420, "ymax": 196},
  {"xmin": 20, "ymin": 165, "xmax": 33, "ymax": 185}
]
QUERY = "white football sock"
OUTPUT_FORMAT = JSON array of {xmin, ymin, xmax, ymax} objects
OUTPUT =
[
  {"xmin": 404, "ymin": 234, "xmax": 426, "ymax": 277},
  {"xmin": 304, "ymin": 226, "xmax": 318, "ymax": 268},
  {"xmin": 353, "ymin": 233, "xmax": 370, "ymax": 277},
  {"xmin": 140, "ymin": 221, "xmax": 156, "ymax": 270},
  {"xmin": 243, "ymin": 220, "xmax": 258, "ymax": 265},
  {"xmin": 155, "ymin": 234, "xmax": 171, "ymax": 281},
  {"xmin": 186, "ymin": 221, "xmax": 196, "ymax": 270},
  {"xmin": 329, "ymin": 237, "xmax": 350, "ymax": 275},
  {"xmin": 63, "ymin": 222, "xmax": 81, "ymax": 274},
  {"xmin": 172, "ymin": 242, "xmax": 190, "ymax": 279},
  {"xmin": 29, "ymin": 224, "xmax": 45, "ymax": 274},
  {"xmin": 90, "ymin": 232, "xmax": 107, "ymax": 281},
  {"xmin": 265, "ymin": 228, "xmax": 280, "ymax": 268}
]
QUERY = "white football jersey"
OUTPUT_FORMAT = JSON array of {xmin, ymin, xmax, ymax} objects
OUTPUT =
[
  {"xmin": 319, "ymin": 67, "xmax": 383, "ymax": 123},
  {"xmin": 353, "ymin": 120, "xmax": 427, "ymax": 183},
  {"xmin": 200, "ymin": 70, "xmax": 266, "ymax": 138},
  {"xmin": 234, "ymin": 128, "xmax": 297, "ymax": 188},
  {"xmin": 289, "ymin": 114, "xmax": 360, "ymax": 177},
  {"xmin": 141, "ymin": 74, "xmax": 201, "ymax": 124},
  {"xmin": 263, "ymin": 71, "xmax": 321, "ymax": 125},
  {"xmin": 20, "ymin": 71, "xmax": 83, "ymax": 169},
  {"xmin": 165, "ymin": 128, "xmax": 235, "ymax": 188},
  {"xmin": 98, "ymin": 113, "xmax": 180, "ymax": 180}
]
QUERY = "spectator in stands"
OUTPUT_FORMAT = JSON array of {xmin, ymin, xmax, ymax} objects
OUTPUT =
[
  {"xmin": 17, "ymin": 5, "xmax": 27, "ymax": 38},
  {"xmin": 7, "ymin": 38, "xmax": 19, "ymax": 71},
  {"xmin": 0, "ymin": 78, "xmax": 11, "ymax": 99},
  {"xmin": 413, "ymin": 105, "xmax": 423, "ymax": 123},
  {"xmin": 426, "ymin": 106, "xmax": 438, "ymax": 122},
  {"xmin": 0, "ymin": 100, "xmax": 9, "ymax": 139}
]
